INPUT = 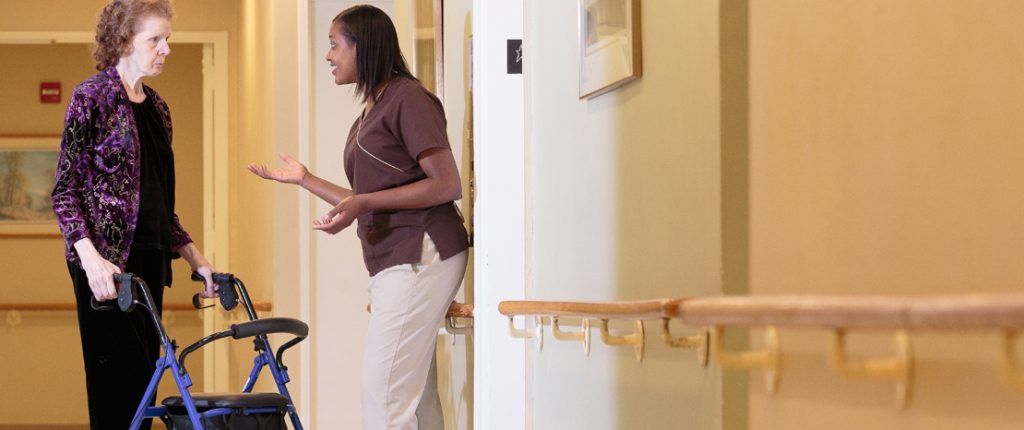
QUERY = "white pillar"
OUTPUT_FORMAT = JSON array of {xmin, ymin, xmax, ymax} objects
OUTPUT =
[{"xmin": 472, "ymin": 0, "xmax": 527, "ymax": 428}]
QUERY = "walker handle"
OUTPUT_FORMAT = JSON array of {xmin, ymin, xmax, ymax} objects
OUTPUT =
[
  {"xmin": 89, "ymin": 297, "xmax": 115, "ymax": 311},
  {"xmin": 231, "ymin": 317, "xmax": 309, "ymax": 339},
  {"xmin": 191, "ymin": 271, "xmax": 237, "ymax": 311},
  {"xmin": 90, "ymin": 274, "xmax": 139, "ymax": 312}
]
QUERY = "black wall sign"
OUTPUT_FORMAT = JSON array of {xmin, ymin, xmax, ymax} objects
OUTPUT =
[{"xmin": 507, "ymin": 39, "xmax": 523, "ymax": 74}]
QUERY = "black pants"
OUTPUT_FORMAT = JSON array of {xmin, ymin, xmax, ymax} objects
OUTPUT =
[{"xmin": 70, "ymin": 250, "xmax": 169, "ymax": 430}]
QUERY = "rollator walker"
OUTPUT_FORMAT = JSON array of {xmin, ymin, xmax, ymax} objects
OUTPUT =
[{"xmin": 92, "ymin": 272, "xmax": 307, "ymax": 429}]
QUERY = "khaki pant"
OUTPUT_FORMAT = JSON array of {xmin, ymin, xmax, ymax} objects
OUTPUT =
[{"xmin": 363, "ymin": 234, "xmax": 468, "ymax": 430}]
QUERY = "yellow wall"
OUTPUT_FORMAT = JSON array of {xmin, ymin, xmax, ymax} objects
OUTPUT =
[
  {"xmin": 748, "ymin": 0, "xmax": 1024, "ymax": 428},
  {"xmin": 239, "ymin": 0, "xmax": 308, "ymax": 400},
  {"xmin": 0, "ymin": 0, "xmax": 269, "ymax": 305},
  {"xmin": 0, "ymin": 44, "xmax": 96, "ymax": 305},
  {"xmin": 8, "ymin": 0, "xmax": 1023, "ymax": 428},
  {"xmin": 0, "ymin": 45, "xmax": 95, "ymax": 135},
  {"xmin": 525, "ymin": 0, "xmax": 727, "ymax": 428},
  {"xmin": 0, "ymin": 0, "xmax": 290, "ymax": 425},
  {"xmin": 0, "ymin": 41, "xmax": 206, "ymax": 424}
]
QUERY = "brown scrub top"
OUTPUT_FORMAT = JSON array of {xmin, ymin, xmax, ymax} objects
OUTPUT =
[{"xmin": 343, "ymin": 76, "xmax": 469, "ymax": 276}]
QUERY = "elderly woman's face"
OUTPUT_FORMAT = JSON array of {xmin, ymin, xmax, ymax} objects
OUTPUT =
[
  {"xmin": 325, "ymin": 23, "xmax": 357, "ymax": 86},
  {"xmin": 124, "ymin": 15, "xmax": 172, "ymax": 77}
]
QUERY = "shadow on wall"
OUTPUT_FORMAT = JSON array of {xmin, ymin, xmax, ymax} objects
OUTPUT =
[
  {"xmin": 718, "ymin": 1, "xmax": 750, "ymax": 429},
  {"xmin": 525, "ymin": 0, "xmax": 745, "ymax": 428},
  {"xmin": 609, "ymin": 0, "xmax": 749, "ymax": 429}
]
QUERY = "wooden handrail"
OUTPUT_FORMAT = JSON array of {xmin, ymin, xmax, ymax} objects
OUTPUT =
[
  {"xmin": 498, "ymin": 298, "xmax": 698, "ymax": 362},
  {"xmin": 498, "ymin": 299, "xmax": 682, "ymax": 320},
  {"xmin": 0, "ymin": 301, "xmax": 273, "ymax": 312},
  {"xmin": 671, "ymin": 294, "xmax": 1024, "ymax": 329},
  {"xmin": 498, "ymin": 294, "xmax": 1024, "ymax": 329},
  {"xmin": 498, "ymin": 294, "xmax": 1024, "ymax": 407}
]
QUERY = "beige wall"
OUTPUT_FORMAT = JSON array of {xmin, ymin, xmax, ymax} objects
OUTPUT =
[
  {"xmin": 0, "ymin": 41, "xmax": 206, "ymax": 424},
  {"xmin": 235, "ymin": 0, "xmax": 311, "ymax": 407},
  {"xmin": 8, "ymin": 0, "xmax": 1023, "ymax": 428},
  {"xmin": 262, "ymin": 0, "xmax": 304, "ymax": 404},
  {"xmin": 748, "ymin": 0, "xmax": 1024, "ymax": 428},
  {"xmin": 525, "ymin": 0, "xmax": 726, "ymax": 428}
]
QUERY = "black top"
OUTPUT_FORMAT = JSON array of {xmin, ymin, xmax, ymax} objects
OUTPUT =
[{"xmin": 131, "ymin": 96, "xmax": 175, "ymax": 284}]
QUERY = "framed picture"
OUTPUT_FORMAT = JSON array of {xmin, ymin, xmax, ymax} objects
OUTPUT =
[
  {"xmin": 0, "ymin": 136, "xmax": 60, "ymax": 236},
  {"xmin": 578, "ymin": 0, "xmax": 642, "ymax": 99}
]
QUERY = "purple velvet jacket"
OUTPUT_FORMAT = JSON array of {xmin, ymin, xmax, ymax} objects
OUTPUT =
[{"xmin": 52, "ymin": 67, "xmax": 192, "ymax": 269}]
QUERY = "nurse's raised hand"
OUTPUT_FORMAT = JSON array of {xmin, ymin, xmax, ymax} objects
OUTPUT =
[{"xmin": 248, "ymin": 152, "xmax": 308, "ymax": 185}]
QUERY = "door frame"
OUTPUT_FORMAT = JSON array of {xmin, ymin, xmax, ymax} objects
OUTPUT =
[{"xmin": 469, "ymin": 1, "xmax": 528, "ymax": 428}]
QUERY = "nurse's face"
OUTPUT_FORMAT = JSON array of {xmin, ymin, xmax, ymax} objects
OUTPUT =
[{"xmin": 326, "ymin": 23, "xmax": 357, "ymax": 86}]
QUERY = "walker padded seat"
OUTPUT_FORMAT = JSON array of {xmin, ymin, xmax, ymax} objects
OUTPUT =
[
  {"xmin": 162, "ymin": 392, "xmax": 290, "ymax": 411},
  {"xmin": 162, "ymin": 393, "xmax": 290, "ymax": 430}
]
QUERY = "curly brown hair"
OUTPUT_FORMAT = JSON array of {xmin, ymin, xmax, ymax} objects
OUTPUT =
[{"xmin": 92, "ymin": 0, "xmax": 175, "ymax": 71}]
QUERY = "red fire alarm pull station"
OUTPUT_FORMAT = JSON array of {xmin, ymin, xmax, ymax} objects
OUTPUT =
[{"xmin": 40, "ymin": 82, "xmax": 61, "ymax": 103}]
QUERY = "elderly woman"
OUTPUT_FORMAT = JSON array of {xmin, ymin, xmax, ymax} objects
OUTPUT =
[
  {"xmin": 51, "ymin": 0, "xmax": 216, "ymax": 427},
  {"xmin": 250, "ymin": 5, "xmax": 468, "ymax": 429}
]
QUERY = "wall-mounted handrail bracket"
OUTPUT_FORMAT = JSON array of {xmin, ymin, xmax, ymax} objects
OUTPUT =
[
  {"xmin": 507, "ymin": 315, "xmax": 545, "ymax": 351},
  {"xmin": 599, "ymin": 319, "xmax": 645, "ymax": 361},
  {"xmin": 445, "ymin": 316, "xmax": 473, "ymax": 345},
  {"xmin": 5, "ymin": 310, "xmax": 21, "ymax": 327},
  {"xmin": 711, "ymin": 325, "xmax": 781, "ymax": 394},
  {"xmin": 661, "ymin": 318, "xmax": 709, "ymax": 366},
  {"xmin": 446, "ymin": 316, "xmax": 473, "ymax": 335},
  {"xmin": 1000, "ymin": 329, "xmax": 1024, "ymax": 391},
  {"xmin": 829, "ymin": 328, "xmax": 913, "ymax": 409},
  {"xmin": 535, "ymin": 316, "xmax": 545, "ymax": 351},
  {"xmin": 162, "ymin": 310, "xmax": 177, "ymax": 327},
  {"xmin": 507, "ymin": 315, "xmax": 532, "ymax": 339},
  {"xmin": 552, "ymin": 316, "xmax": 592, "ymax": 356}
]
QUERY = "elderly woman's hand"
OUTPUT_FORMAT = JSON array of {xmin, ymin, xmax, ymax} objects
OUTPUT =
[
  {"xmin": 193, "ymin": 265, "xmax": 218, "ymax": 298},
  {"xmin": 73, "ymin": 238, "xmax": 122, "ymax": 301},
  {"xmin": 248, "ymin": 152, "xmax": 308, "ymax": 185},
  {"xmin": 177, "ymin": 243, "xmax": 218, "ymax": 298}
]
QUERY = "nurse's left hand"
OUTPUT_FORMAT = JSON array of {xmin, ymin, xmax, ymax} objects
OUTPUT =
[{"xmin": 313, "ymin": 195, "xmax": 365, "ymax": 234}]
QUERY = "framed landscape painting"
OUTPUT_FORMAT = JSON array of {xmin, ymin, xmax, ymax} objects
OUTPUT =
[
  {"xmin": 0, "ymin": 136, "xmax": 60, "ymax": 236},
  {"xmin": 578, "ymin": 0, "xmax": 642, "ymax": 99}
]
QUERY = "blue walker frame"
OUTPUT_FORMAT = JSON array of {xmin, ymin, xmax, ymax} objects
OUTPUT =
[{"xmin": 100, "ymin": 273, "xmax": 305, "ymax": 430}]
